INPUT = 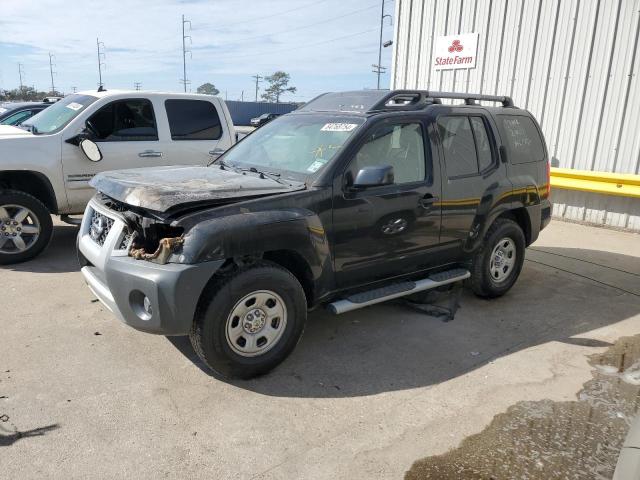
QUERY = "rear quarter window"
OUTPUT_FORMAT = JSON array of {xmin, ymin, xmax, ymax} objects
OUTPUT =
[
  {"xmin": 165, "ymin": 99, "xmax": 222, "ymax": 140},
  {"xmin": 497, "ymin": 115, "xmax": 545, "ymax": 164}
]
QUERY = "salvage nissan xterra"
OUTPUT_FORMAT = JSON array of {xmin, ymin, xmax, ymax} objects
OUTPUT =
[{"xmin": 77, "ymin": 90, "xmax": 551, "ymax": 379}]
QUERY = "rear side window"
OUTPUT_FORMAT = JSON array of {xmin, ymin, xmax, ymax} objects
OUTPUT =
[
  {"xmin": 165, "ymin": 99, "xmax": 222, "ymax": 140},
  {"xmin": 497, "ymin": 115, "xmax": 545, "ymax": 164},
  {"xmin": 437, "ymin": 115, "xmax": 496, "ymax": 177},
  {"xmin": 437, "ymin": 116, "xmax": 478, "ymax": 177}
]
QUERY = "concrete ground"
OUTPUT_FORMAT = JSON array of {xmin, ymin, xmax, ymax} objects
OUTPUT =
[{"xmin": 1, "ymin": 219, "xmax": 639, "ymax": 479}]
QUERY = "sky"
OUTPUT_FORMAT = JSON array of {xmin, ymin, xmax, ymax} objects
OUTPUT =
[{"xmin": 0, "ymin": 0, "xmax": 395, "ymax": 102}]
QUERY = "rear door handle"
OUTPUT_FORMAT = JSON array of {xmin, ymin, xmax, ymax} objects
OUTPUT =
[
  {"xmin": 419, "ymin": 195, "xmax": 439, "ymax": 209},
  {"xmin": 138, "ymin": 150, "xmax": 163, "ymax": 158}
]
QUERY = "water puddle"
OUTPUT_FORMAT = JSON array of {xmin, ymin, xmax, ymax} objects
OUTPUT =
[{"xmin": 405, "ymin": 335, "xmax": 640, "ymax": 480}]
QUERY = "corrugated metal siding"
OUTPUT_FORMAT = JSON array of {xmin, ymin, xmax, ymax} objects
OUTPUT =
[{"xmin": 392, "ymin": 0, "xmax": 640, "ymax": 231}]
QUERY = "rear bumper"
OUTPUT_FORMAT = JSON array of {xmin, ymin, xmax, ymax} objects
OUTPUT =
[
  {"xmin": 78, "ymin": 198, "xmax": 224, "ymax": 335},
  {"xmin": 524, "ymin": 199, "xmax": 552, "ymax": 245},
  {"xmin": 540, "ymin": 199, "xmax": 552, "ymax": 230}
]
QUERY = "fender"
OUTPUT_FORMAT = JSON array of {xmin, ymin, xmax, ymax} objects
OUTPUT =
[
  {"xmin": 465, "ymin": 180, "xmax": 541, "ymax": 252},
  {"xmin": 176, "ymin": 207, "xmax": 334, "ymax": 300},
  {"xmin": 0, "ymin": 169, "xmax": 60, "ymax": 213}
]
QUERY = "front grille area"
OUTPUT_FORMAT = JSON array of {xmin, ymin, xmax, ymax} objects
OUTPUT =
[
  {"xmin": 89, "ymin": 210, "xmax": 114, "ymax": 246},
  {"xmin": 118, "ymin": 229, "xmax": 135, "ymax": 251}
]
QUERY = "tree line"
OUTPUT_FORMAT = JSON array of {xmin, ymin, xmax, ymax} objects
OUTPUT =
[
  {"xmin": 0, "ymin": 87, "xmax": 61, "ymax": 102},
  {"xmin": 197, "ymin": 71, "xmax": 296, "ymax": 103},
  {"xmin": 1, "ymin": 70, "xmax": 296, "ymax": 103}
]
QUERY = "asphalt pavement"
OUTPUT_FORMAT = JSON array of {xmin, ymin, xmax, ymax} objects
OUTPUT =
[{"xmin": 1, "ymin": 219, "xmax": 639, "ymax": 479}]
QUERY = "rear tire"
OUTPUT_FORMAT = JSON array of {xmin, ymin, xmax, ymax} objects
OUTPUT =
[
  {"xmin": 190, "ymin": 261, "xmax": 307, "ymax": 379},
  {"xmin": 470, "ymin": 218, "xmax": 525, "ymax": 298},
  {"xmin": 0, "ymin": 190, "xmax": 53, "ymax": 265}
]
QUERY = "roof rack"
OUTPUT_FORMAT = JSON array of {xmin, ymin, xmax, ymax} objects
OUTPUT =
[
  {"xmin": 369, "ymin": 90, "xmax": 514, "ymax": 111},
  {"xmin": 298, "ymin": 90, "xmax": 515, "ymax": 114}
]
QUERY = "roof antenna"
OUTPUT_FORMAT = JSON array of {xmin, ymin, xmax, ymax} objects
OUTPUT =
[{"xmin": 97, "ymin": 85, "xmax": 106, "ymax": 92}]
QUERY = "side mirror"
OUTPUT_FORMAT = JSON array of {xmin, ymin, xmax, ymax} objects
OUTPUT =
[
  {"xmin": 80, "ymin": 138, "xmax": 103, "ymax": 162},
  {"xmin": 353, "ymin": 165, "xmax": 394, "ymax": 188}
]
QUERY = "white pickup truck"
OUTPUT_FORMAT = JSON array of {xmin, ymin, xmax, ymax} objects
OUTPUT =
[{"xmin": 0, "ymin": 89, "xmax": 236, "ymax": 264}]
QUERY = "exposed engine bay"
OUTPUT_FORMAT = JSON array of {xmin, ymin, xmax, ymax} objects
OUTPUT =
[{"xmin": 101, "ymin": 195, "xmax": 184, "ymax": 264}]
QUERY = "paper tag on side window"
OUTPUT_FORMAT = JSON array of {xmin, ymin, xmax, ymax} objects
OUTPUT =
[
  {"xmin": 66, "ymin": 102, "xmax": 83, "ymax": 111},
  {"xmin": 320, "ymin": 123, "xmax": 358, "ymax": 132}
]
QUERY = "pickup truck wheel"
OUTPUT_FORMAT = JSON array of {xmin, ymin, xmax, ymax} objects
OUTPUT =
[
  {"xmin": 470, "ymin": 218, "xmax": 525, "ymax": 298},
  {"xmin": 190, "ymin": 262, "xmax": 307, "ymax": 379},
  {"xmin": 0, "ymin": 190, "xmax": 53, "ymax": 265}
]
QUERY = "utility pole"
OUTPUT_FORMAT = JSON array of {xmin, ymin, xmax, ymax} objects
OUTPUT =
[
  {"xmin": 252, "ymin": 74, "xmax": 263, "ymax": 102},
  {"xmin": 17, "ymin": 63, "xmax": 25, "ymax": 92},
  {"xmin": 97, "ymin": 38, "xmax": 106, "ymax": 90},
  {"xmin": 71, "ymin": 86, "xmax": 77, "ymax": 93},
  {"xmin": 134, "ymin": 82, "xmax": 142, "ymax": 91},
  {"xmin": 48, "ymin": 53, "xmax": 56, "ymax": 94},
  {"xmin": 181, "ymin": 15, "xmax": 192, "ymax": 92},
  {"xmin": 241, "ymin": 90, "xmax": 244, "ymax": 102},
  {"xmin": 374, "ymin": 0, "xmax": 393, "ymax": 89},
  {"xmin": 372, "ymin": 64, "xmax": 386, "ymax": 86}
]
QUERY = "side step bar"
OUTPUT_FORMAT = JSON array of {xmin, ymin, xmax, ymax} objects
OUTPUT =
[{"xmin": 327, "ymin": 268, "xmax": 470, "ymax": 315}]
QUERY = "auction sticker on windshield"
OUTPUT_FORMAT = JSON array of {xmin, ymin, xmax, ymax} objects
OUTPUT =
[
  {"xmin": 320, "ymin": 123, "xmax": 358, "ymax": 132},
  {"xmin": 66, "ymin": 102, "xmax": 84, "ymax": 111},
  {"xmin": 306, "ymin": 159, "xmax": 327, "ymax": 173}
]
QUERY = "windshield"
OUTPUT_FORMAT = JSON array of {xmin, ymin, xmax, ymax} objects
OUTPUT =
[
  {"xmin": 221, "ymin": 113, "xmax": 365, "ymax": 176},
  {"xmin": 24, "ymin": 94, "xmax": 98, "ymax": 134}
]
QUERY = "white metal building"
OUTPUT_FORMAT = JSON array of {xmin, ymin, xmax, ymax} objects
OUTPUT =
[{"xmin": 391, "ymin": 0, "xmax": 640, "ymax": 231}]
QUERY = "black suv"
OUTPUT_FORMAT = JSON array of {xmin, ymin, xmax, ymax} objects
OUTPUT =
[{"xmin": 78, "ymin": 90, "xmax": 551, "ymax": 379}]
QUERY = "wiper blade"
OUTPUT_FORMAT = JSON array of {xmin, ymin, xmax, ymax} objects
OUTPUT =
[
  {"xmin": 212, "ymin": 157, "xmax": 234, "ymax": 168},
  {"xmin": 246, "ymin": 167, "xmax": 293, "ymax": 186},
  {"xmin": 213, "ymin": 159, "xmax": 294, "ymax": 186}
]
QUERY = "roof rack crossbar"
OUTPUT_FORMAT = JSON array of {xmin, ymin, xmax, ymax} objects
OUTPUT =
[{"xmin": 368, "ymin": 90, "xmax": 514, "ymax": 112}]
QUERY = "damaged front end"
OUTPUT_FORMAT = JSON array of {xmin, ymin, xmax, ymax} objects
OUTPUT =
[
  {"xmin": 129, "ymin": 236, "xmax": 184, "ymax": 264},
  {"xmin": 98, "ymin": 196, "xmax": 186, "ymax": 265}
]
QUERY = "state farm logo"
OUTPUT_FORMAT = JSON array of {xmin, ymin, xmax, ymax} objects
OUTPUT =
[
  {"xmin": 436, "ymin": 38, "xmax": 473, "ymax": 68},
  {"xmin": 448, "ymin": 40, "xmax": 463, "ymax": 53},
  {"xmin": 434, "ymin": 33, "xmax": 478, "ymax": 70}
]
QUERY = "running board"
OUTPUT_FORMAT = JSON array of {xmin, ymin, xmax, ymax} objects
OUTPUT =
[{"xmin": 327, "ymin": 268, "xmax": 470, "ymax": 315}]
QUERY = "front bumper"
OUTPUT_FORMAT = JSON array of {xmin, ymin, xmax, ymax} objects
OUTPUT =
[{"xmin": 77, "ymin": 198, "xmax": 224, "ymax": 335}]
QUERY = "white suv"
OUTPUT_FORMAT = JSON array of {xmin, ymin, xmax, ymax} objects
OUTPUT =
[{"xmin": 0, "ymin": 89, "xmax": 236, "ymax": 264}]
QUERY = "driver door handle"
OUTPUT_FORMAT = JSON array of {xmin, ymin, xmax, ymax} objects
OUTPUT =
[
  {"xmin": 209, "ymin": 148, "xmax": 226, "ymax": 157},
  {"xmin": 138, "ymin": 150, "xmax": 163, "ymax": 158}
]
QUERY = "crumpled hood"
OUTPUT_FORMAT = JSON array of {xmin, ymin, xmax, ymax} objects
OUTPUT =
[
  {"xmin": 0, "ymin": 125, "xmax": 32, "ymax": 138},
  {"xmin": 90, "ymin": 165, "xmax": 304, "ymax": 213}
]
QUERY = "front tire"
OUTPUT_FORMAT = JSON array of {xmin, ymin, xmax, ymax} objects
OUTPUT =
[
  {"xmin": 470, "ymin": 218, "xmax": 525, "ymax": 298},
  {"xmin": 0, "ymin": 190, "xmax": 53, "ymax": 265},
  {"xmin": 190, "ymin": 262, "xmax": 307, "ymax": 379}
]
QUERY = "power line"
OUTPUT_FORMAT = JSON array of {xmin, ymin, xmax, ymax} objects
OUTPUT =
[
  {"xmin": 218, "ymin": 0, "xmax": 332, "ymax": 29},
  {"xmin": 181, "ymin": 14, "xmax": 192, "ymax": 92},
  {"xmin": 226, "ymin": 3, "xmax": 379, "ymax": 45},
  {"xmin": 216, "ymin": 27, "xmax": 379, "ymax": 60}
]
